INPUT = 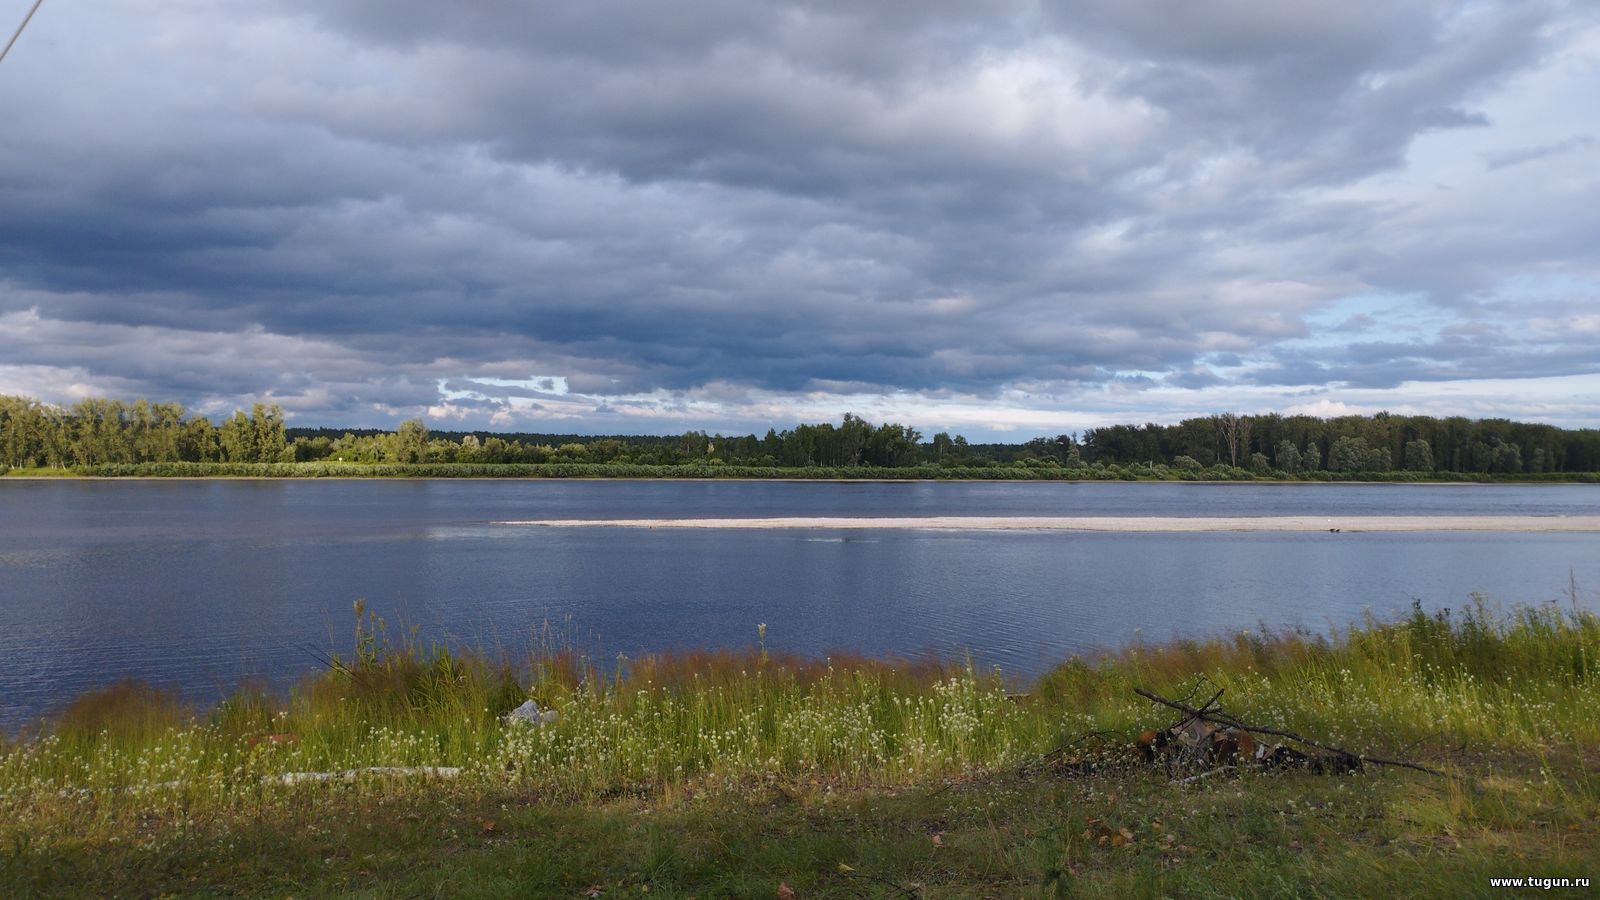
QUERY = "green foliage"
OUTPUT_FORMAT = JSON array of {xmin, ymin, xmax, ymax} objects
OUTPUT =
[
  {"xmin": 1171, "ymin": 455, "xmax": 1202, "ymax": 472},
  {"xmin": 220, "ymin": 403, "xmax": 287, "ymax": 463},
  {"xmin": 1084, "ymin": 411, "xmax": 1599, "ymax": 474},
  {"xmin": 0, "ymin": 395, "xmax": 288, "ymax": 468},
  {"xmin": 1328, "ymin": 435, "xmax": 1370, "ymax": 472},
  {"xmin": 392, "ymin": 419, "xmax": 429, "ymax": 463},
  {"xmin": 0, "ymin": 395, "xmax": 69, "ymax": 468},
  {"xmin": 1403, "ymin": 438, "xmax": 1434, "ymax": 471},
  {"xmin": 7, "ymin": 392, "xmax": 1600, "ymax": 480},
  {"xmin": 1275, "ymin": 439, "xmax": 1302, "ymax": 474}
]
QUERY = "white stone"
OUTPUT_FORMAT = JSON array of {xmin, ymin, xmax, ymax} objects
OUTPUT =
[{"xmin": 503, "ymin": 699, "xmax": 558, "ymax": 726}]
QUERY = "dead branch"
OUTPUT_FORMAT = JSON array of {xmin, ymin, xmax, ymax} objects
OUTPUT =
[
  {"xmin": 1193, "ymin": 686, "xmax": 1226, "ymax": 717},
  {"xmin": 1015, "ymin": 729, "xmax": 1125, "ymax": 778},
  {"xmin": 1134, "ymin": 687, "xmax": 1446, "ymax": 777},
  {"xmin": 1178, "ymin": 765, "xmax": 1236, "ymax": 785}
]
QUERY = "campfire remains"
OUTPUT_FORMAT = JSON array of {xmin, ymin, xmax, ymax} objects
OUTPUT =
[{"xmin": 1025, "ymin": 685, "xmax": 1444, "ymax": 780}]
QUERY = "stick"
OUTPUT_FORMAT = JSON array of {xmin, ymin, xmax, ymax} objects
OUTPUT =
[
  {"xmin": 301, "ymin": 643, "xmax": 353, "ymax": 677},
  {"xmin": 1, "ymin": 0, "xmax": 45, "ymax": 65},
  {"xmin": 1192, "ymin": 686, "xmax": 1226, "ymax": 717},
  {"xmin": 1178, "ymin": 765, "xmax": 1235, "ymax": 785},
  {"xmin": 1134, "ymin": 687, "xmax": 1445, "ymax": 777},
  {"xmin": 837, "ymin": 867, "xmax": 921, "ymax": 898}
]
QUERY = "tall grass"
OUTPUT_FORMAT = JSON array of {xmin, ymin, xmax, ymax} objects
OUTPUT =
[
  {"xmin": 1036, "ymin": 597, "xmax": 1600, "ymax": 748},
  {"xmin": 3, "ymin": 599, "xmax": 1597, "ymax": 810}
]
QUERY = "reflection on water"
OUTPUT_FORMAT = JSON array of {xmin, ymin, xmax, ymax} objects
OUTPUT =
[{"xmin": 1, "ymin": 480, "xmax": 1597, "ymax": 727}]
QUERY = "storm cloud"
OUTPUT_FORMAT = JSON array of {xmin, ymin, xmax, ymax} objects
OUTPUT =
[{"xmin": 2, "ymin": 0, "xmax": 1598, "ymax": 437}]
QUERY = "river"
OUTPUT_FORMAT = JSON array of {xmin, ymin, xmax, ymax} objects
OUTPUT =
[{"xmin": 2, "ymin": 479, "xmax": 1597, "ymax": 727}]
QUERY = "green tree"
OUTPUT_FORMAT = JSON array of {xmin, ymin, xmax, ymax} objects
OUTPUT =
[
  {"xmin": 839, "ymin": 414, "xmax": 870, "ymax": 467},
  {"xmin": 1364, "ymin": 446, "xmax": 1392, "ymax": 472},
  {"xmin": 1469, "ymin": 440, "xmax": 1495, "ymax": 473},
  {"xmin": 1403, "ymin": 439, "xmax": 1433, "ymax": 472},
  {"xmin": 1329, "ymin": 436, "xmax": 1371, "ymax": 472},
  {"xmin": 1275, "ymin": 440, "xmax": 1302, "ymax": 475},
  {"xmin": 480, "ymin": 436, "xmax": 511, "ymax": 464},
  {"xmin": 128, "ymin": 400, "xmax": 185, "ymax": 462},
  {"xmin": 1493, "ymin": 442, "xmax": 1523, "ymax": 474},
  {"xmin": 219, "ymin": 411, "xmax": 257, "ymax": 462},
  {"xmin": 70, "ymin": 398, "xmax": 136, "ymax": 465},
  {"xmin": 586, "ymin": 438, "xmax": 627, "ymax": 464},
  {"xmin": 679, "ymin": 430, "xmax": 710, "ymax": 459},
  {"xmin": 552, "ymin": 443, "xmax": 590, "ymax": 463},
  {"xmin": 864, "ymin": 422, "xmax": 921, "ymax": 467},
  {"xmin": 0, "ymin": 395, "xmax": 67, "ymax": 467},
  {"xmin": 251, "ymin": 403, "xmax": 288, "ymax": 462},
  {"xmin": 1303, "ymin": 441, "xmax": 1323, "ymax": 471},
  {"xmin": 393, "ymin": 419, "xmax": 430, "ymax": 463},
  {"xmin": 179, "ymin": 416, "xmax": 219, "ymax": 462}
]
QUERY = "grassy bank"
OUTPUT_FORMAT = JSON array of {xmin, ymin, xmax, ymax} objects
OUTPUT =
[
  {"xmin": 4, "ymin": 599, "xmax": 1599, "ymax": 896},
  {"xmin": 27, "ymin": 459, "xmax": 1600, "ymax": 482}
]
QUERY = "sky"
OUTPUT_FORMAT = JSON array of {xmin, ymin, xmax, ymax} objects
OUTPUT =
[{"xmin": 1, "ymin": 1, "xmax": 1598, "ymax": 440}]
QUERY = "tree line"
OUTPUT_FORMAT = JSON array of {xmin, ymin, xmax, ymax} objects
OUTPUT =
[
  {"xmin": 1071, "ymin": 412, "xmax": 1600, "ymax": 475},
  {"xmin": 3, "ymin": 393, "xmax": 1599, "ymax": 476},
  {"xmin": 0, "ymin": 395, "xmax": 289, "ymax": 467}
]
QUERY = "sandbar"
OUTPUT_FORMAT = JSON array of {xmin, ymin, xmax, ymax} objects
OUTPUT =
[{"xmin": 495, "ymin": 515, "xmax": 1600, "ymax": 533}]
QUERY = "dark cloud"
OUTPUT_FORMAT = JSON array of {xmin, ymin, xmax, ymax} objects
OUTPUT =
[{"xmin": 1, "ymin": 0, "xmax": 1598, "ymax": 434}]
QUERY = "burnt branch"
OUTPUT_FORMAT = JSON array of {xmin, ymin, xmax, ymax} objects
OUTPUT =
[{"xmin": 1134, "ymin": 687, "xmax": 1446, "ymax": 777}]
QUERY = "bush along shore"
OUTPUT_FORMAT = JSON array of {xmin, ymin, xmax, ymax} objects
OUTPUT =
[{"xmin": 3, "ymin": 599, "xmax": 1599, "ymax": 896}]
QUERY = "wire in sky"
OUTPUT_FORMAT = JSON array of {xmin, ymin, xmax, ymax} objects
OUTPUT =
[{"xmin": 0, "ymin": 0, "xmax": 47, "ymax": 66}]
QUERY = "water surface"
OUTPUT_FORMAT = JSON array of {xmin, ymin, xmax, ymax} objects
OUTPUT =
[{"xmin": 2, "ymin": 480, "xmax": 1597, "ymax": 728}]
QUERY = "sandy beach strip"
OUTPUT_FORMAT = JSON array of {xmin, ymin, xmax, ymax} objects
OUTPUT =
[{"xmin": 495, "ymin": 515, "xmax": 1600, "ymax": 533}]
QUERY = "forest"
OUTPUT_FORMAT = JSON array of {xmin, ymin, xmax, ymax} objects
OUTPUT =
[{"xmin": 3, "ymin": 393, "xmax": 1600, "ymax": 477}]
